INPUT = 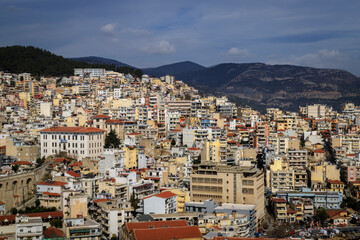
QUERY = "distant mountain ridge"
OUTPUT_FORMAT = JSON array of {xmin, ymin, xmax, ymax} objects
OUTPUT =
[
  {"xmin": 2, "ymin": 45, "xmax": 360, "ymax": 111},
  {"xmin": 175, "ymin": 63, "xmax": 360, "ymax": 111},
  {"xmin": 142, "ymin": 61, "xmax": 206, "ymax": 77},
  {"xmin": 69, "ymin": 56, "xmax": 131, "ymax": 67}
]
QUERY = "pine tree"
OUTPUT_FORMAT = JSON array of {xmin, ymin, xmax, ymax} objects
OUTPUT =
[{"xmin": 104, "ymin": 129, "xmax": 121, "ymax": 148}]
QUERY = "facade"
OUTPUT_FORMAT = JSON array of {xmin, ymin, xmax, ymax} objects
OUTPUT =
[
  {"xmin": 143, "ymin": 191, "xmax": 177, "ymax": 214},
  {"xmin": 74, "ymin": 68, "xmax": 105, "ymax": 77},
  {"xmin": 39, "ymin": 127, "xmax": 105, "ymax": 160},
  {"xmin": 190, "ymin": 164, "xmax": 265, "ymax": 225},
  {"xmin": 64, "ymin": 218, "xmax": 102, "ymax": 240},
  {"xmin": 15, "ymin": 215, "xmax": 43, "ymax": 240}
]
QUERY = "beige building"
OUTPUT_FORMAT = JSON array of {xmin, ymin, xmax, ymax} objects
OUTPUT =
[
  {"xmin": 190, "ymin": 163, "xmax": 265, "ymax": 225},
  {"xmin": 5, "ymin": 137, "xmax": 38, "ymax": 162}
]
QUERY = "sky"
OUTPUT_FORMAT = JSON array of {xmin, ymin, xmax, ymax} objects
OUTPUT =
[{"xmin": 1, "ymin": 0, "xmax": 360, "ymax": 75}]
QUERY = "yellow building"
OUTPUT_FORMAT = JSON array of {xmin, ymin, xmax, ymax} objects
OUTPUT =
[
  {"xmin": 98, "ymin": 179, "xmax": 127, "ymax": 200},
  {"xmin": 201, "ymin": 140, "xmax": 221, "ymax": 164},
  {"xmin": 123, "ymin": 146, "xmax": 137, "ymax": 169},
  {"xmin": 62, "ymin": 191, "xmax": 88, "ymax": 219},
  {"xmin": 190, "ymin": 164, "xmax": 265, "ymax": 226},
  {"xmin": 163, "ymin": 189, "xmax": 190, "ymax": 213}
]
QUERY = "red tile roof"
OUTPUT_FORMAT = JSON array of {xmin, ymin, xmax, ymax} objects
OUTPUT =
[
  {"xmin": 54, "ymin": 158, "xmax": 71, "ymax": 163},
  {"xmin": 66, "ymin": 170, "xmax": 81, "ymax": 178},
  {"xmin": 314, "ymin": 149, "xmax": 325, "ymax": 153},
  {"xmin": 188, "ymin": 147, "xmax": 200, "ymax": 151},
  {"xmin": 43, "ymin": 192, "xmax": 61, "ymax": 197},
  {"xmin": 328, "ymin": 179, "xmax": 344, "ymax": 185},
  {"xmin": 43, "ymin": 227, "xmax": 66, "ymax": 238},
  {"xmin": 93, "ymin": 199, "xmax": 114, "ymax": 204},
  {"xmin": 126, "ymin": 220, "xmax": 188, "ymax": 233},
  {"xmin": 144, "ymin": 191, "xmax": 177, "ymax": 200},
  {"xmin": 106, "ymin": 119, "xmax": 124, "ymax": 124},
  {"xmin": 132, "ymin": 226, "xmax": 201, "ymax": 240},
  {"xmin": 39, "ymin": 127, "xmax": 105, "ymax": 133},
  {"xmin": 11, "ymin": 161, "xmax": 32, "ymax": 165},
  {"xmin": 0, "ymin": 201, "xmax": 4, "ymax": 205},
  {"xmin": 0, "ymin": 211, "xmax": 63, "ymax": 224},
  {"xmin": 92, "ymin": 114, "xmax": 111, "ymax": 119},
  {"xmin": 274, "ymin": 198, "xmax": 287, "ymax": 203},
  {"xmin": 70, "ymin": 162, "xmax": 82, "ymax": 167},
  {"xmin": 38, "ymin": 180, "xmax": 67, "ymax": 186}
]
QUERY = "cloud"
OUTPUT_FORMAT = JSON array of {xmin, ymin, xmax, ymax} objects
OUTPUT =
[
  {"xmin": 121, "ymin": 28, "xmax": 151, "ymax": 36},
  {"xmin": 290, "ymin": 49, "xmax": 345, "ymax": 68},
  {"xmin": 226, "ymin": 47, "xmax": 249, "ymax": 56},
  {"xmin": 141, "ymin": 40, "xmax": 175, "ymax": 54},
  {"xmin": 100, "ymin": 23, "xmax": 117, "ymax": 35}
]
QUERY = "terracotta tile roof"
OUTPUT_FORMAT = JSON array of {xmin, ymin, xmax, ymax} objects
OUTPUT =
[
  {"xmin": 314, "ymin": 149, "xmax": 325, "ymax": 153},
  {"xmin": 93, "ymin": 199, "xmax": 114, "ymax": 204},
  {"xmin": 132, "ymin": 225, "xmax": 201, "ymax": 240},
  {"xmin": 188, "ymin": 147, "xmax": 200, "ymax": 151},
  {"xmin": 70, "ymin": 162, "xmax": 82, "ymax": 167},
  {"xmin": 325, "ymin": 209, "xmax": 347, "ymax": 219},
  {"xmin": 43, "ymin": 192, "xmax": 61, "ymax": 197},
  {"xmin": 212, "ymin": 238, "xmax": 288, "ymax": 240},
  {"xmin": 106, "ymin": 119, "xmax": 124, "ymax": 124},
  {"xmin": 274, "ymin": 198, "xmax": 287, "ymax": 203},
  {"xmin": 0, "ymin": 201, "xmax": 4, "ymax": 205},
  {"xmin": 66, "ymin": 170, "xmax": 81, "ymax": 178},
  {"xmin": 43, "ymin": 227, "xmax": 66, "ymax": 238},
  {"xmin": 92, "ymin": 114, "xmax": 111, "ymax": 119},
  {"xmin": 39, "ymin": 127, "xmax": 105, "ymax": 133},
  {"xmin": 38, "ymin": 180, "xmax": 67, "ymax": 186},
  {"xmin": 144, "ymin": 191, "xmax": 177, "ymax": 200},
  {"xmin": 11, "ymin": 161, "xmax": 32, "ymax": 165},
  {"xmin": 126, "ymin": 220, "xmax": 188, "ymax": 233},
  {"xmin": 54, "ymin": 158, "xmax": 71, "ymax": 163},
  {"xmin": 0, "ymin": 211, "xmax": 63, "ymax": 224},
  {"xmin": 327, "ymin": 179, "xmax": 344, "ymax": 184}
]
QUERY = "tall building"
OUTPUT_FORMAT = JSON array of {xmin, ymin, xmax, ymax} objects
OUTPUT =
[
  {"xmin": 39, "ymin": 127, "xmax": 105, "ymax": 160},
  {"xmin": 190, "ymin": 163, "xmax": 265, "ymax": 225}
]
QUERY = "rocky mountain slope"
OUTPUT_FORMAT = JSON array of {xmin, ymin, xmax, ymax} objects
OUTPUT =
[{"xmin": 176, "ymin": 63, "xmax": 360, "ymax": 111}]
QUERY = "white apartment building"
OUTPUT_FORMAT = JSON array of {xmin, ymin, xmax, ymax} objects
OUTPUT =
[
  {"xmin": 39, "ymin": 127, "xmax": 105, "ymax": 160},
  {"xmin": 15, "ymin": 215, "xmax": 43, "ymax": 240},
  {"xmin": 74, "ymin": 68, "xmax": 105, "ymax": 77},
  {"xmin": 143, "ymin": 191, "xmax": 177, "ymax": 214}
]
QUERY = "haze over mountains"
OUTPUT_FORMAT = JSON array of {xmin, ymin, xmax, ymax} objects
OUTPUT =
[{"xmin": 1, "ymin": 46, "xmax": 360, "ymax": 111}]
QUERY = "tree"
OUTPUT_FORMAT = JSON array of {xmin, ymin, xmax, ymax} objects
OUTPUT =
[
  {"xmin": 50, "ymin": 219, "xmax": 63, "ymax": 228},
  {"xmin": 111, "ymin": 235, "xmax": 118, "ymax": 240},
  {"xmin": 130, "ymin": 191, "xmax": 140, "ymax": 217},
  {"xmin": 36, "ymin": 156, "xmax": 46, "ymax": 167},
  {"xmin": 10, "ymin": 208, "xmax": 18, "ymax": 214},
  {"xmin": 42, "ymin": 173, "xmax": 52, "ymax": 181},
  {"xmin": 12, "ymin": 164, "xmax": 19, "ymax": 173},
  {"xmin": 171, "ymin": 138, "xmax": 176, "ymax": 147},
  {"xmin": 104, "ymin": 129, "xmax": 121, "ymax": 148},
  {"xmin": 35, "ymin": 199, "xmax": 40, "ymax": 208},
  {"xmin": 314, "ymin": 208, "xmax": 329, "ymax": 225}
]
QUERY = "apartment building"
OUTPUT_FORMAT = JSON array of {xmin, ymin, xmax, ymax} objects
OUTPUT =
[
  {"xmin": 74, "ymin": 68, "xmax": 105, "ymax": 77},
  {"xmin": 39, "ymin": 127, "xmax": 105, "ymax": 160},
  {"xmin": 190, "ymin": 164, "xmax": 265, "ymax": 225},
  {"xmin": 15, "ymin": 215, "xmax": 43, "ymax": 240},
  {"xmin": 287, "ymin": 149, "xmax": 308, "ymax": 168},
  {"xmin": 143, "ymin": 191, "xmax": 177, "ymax": 214}
]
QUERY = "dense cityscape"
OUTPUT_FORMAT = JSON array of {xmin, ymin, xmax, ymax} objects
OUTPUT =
[{"xmin": 0, "ymin": 67, "xmax": 360, "ymax": 240}]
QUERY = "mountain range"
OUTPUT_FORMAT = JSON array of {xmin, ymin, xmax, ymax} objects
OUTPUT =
[
  {"xmin": 74, "ymin": 56, "xmax": 360, "ymax": 111},
  {"xmin": 1, "ymin": 46, "xmax": 360, "ymax": 111}
]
